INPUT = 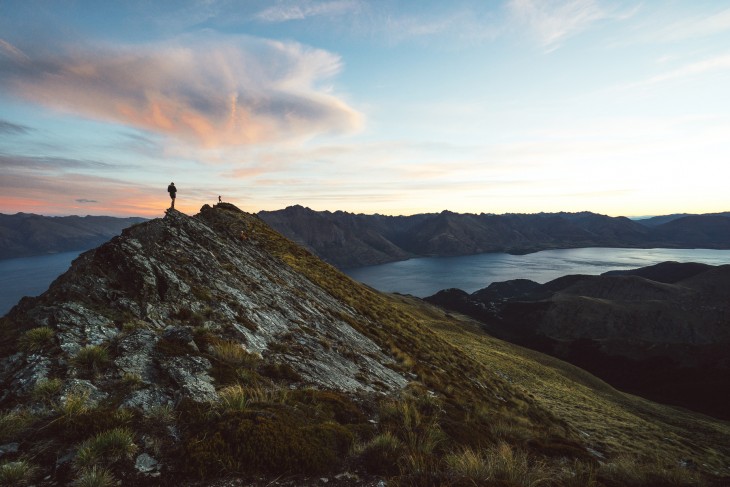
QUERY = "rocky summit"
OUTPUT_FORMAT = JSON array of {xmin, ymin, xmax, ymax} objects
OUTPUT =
[{"xmin": 1, "ymin": 204, "xmax": 730, "ymax": 486}]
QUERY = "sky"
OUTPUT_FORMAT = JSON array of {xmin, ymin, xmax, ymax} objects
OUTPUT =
[{"xmin": 1, "ymin": 0, "xmax": 729, "ymax": 218}]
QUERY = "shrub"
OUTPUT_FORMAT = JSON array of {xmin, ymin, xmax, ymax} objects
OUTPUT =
[
  {"xmin": 184, "ymin": 409, "xmax": 353, "ymax": 476},
  {"xmin": 354, "ymin": 432, "xmax": 402, "ymax": 475},
  {"xmin": 31, "ymin": 377, "xmax": 63, "ymax": 403},
  {"xmin": 71, "ymin": 466, "xmax": 117, "ymax": 487},
  {"xmin": 18, "ymin": 327, "xmax": 55, "ymax": 353},
  {"xmin": 72, "ymin": 345, "xmax": 110, "ymax": 373},
  {"xmin": 0, "ymin": 460, "xmax": 37, "ymax": 486}
]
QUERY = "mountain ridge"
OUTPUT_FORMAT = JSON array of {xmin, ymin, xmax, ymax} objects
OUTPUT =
[
  {"xmin": 425, "ymin": 261, "xmax": 730, "ymax": 419},
  {"xmin": 1, "ymin": 204, "xmax": 729, "ymax": 485},
  {"xmin": 259, "ymin": 206, "xmax": 730, "ymax": 268},
  {"xmin": 0, "ymin": 212, "xmax": 147, "ymax": 260}
]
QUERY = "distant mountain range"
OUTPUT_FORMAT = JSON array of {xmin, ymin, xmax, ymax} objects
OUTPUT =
[
  {"xmin": 259, "ymin": 206, "xmax": 730, "ymax": 268},
  {"xmin": 0, "ymin": 213, "xmax": 147, "ymax": 259},
  {"xmin": 426, "ymin": 261, "xmax": 730, "ymax": 419}
]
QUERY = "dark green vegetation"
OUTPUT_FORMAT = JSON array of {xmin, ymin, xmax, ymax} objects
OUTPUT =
[
  {"xmin": 259, "ymin": 205, "xmax": 730, "ymax": 267},
  {"xmin": 426, "ymin": 260, "xmax": 730, "ymax": 419},
  {"xmin": 0, "ymin": 212, "xmax": 146, "ymax": 259},
  {"xmin": 0, "ymin": 204, "xmax": 728, "ymax": 485}
]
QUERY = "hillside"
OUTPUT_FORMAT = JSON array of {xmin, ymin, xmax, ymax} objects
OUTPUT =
[
  {"xmin": 0, "ymin": 213, "xmax": 147, "ymax": 260},
  {"xmin": 426, "ymin": 262, "xmax": 730, "ymax": 419},
  {"xmin": 1, "ymin": 204, "xmax": 728, "ymax": 486},
  {"xmin": 259, "ymin": 206, "xmax": 730, "ymax": 268}
]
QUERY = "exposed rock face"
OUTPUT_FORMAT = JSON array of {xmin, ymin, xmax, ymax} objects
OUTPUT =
[
  {"xmin": 426, "ymin": 262, "xmax": 730, "ymax": 419},
  {"xmin": 260, "ymin": 206, "xmax": 730, "ymax": 268},
  {"xmin": 2, "ymin": 205, "xmax": 408, "ymax": 410}
]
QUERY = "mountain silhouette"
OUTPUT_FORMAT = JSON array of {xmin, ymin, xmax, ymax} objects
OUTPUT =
[
  {"xmin": 426, "ymin": 261, "xmax": 730, "ymax": 419},
  {"xmin": 259, "ymin": 206, "xmax": 730, "ymax": 268},
  {"xmin": 1, "ymin": 204, "xmax": 728, "ymax": 485}
]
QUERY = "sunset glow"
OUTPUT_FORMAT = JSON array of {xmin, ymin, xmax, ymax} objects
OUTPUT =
[{"xmin": 1, "ymin": 1, "xmax": 728, "ymax": 218}]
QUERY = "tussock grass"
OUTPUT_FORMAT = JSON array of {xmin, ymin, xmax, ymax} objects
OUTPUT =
[
  {"xmin": 18, "ymin": 326, "xmax": 55, "ymax": 353},
  {"xmin": 0, "ymin": 460, "xmax": 37, "ymax": 486},
  {"xmin": 31, "ymin": 377, "xmax": 63, "ymax": 404},
  {"xmin": 210, "ymin": 340, "xmax": 260, "ymax": 368},
  {"xmin": 0, "ymin": 410, "xmax": 35, "ymax": 443},
  {"xmin": 71, "ymin": 466, "xmax": 117, "ymax": 487},
  {"xmin": 71, "ymin": 345, "xmax": 110, "ymax": 373},
  {"xmin": 73, "ymin": 427, "xmax": 137, "ymax": 470}
]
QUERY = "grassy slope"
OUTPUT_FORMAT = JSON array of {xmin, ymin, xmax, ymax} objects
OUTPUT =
[{"xmin": 231, "ymin": 205, "xmax": 730, "ymax": 477}]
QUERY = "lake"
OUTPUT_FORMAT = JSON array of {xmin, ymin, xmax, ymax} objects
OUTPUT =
[
  {"xmin": 2, "ymin": 247, "xmax": 730, "ymax": 316},
  {"xmin": 0, "ymin": 251, "xmax": 82, "ymax": 316},
  {"xmin": 343, "ymin": 247, "xmax": 730, "ymax": 297}
]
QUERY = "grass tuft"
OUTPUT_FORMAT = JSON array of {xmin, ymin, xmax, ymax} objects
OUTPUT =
[
  {"xmin": 31, "ymin": 377, "xmax": 63, "ymax": 404},
  {"xmin": 18, "ymin": 327, "xmax": 55, "ymax": 353},
  {"xmin": 0, "ymin": 460, "xmax": 37, "ymax": 486},
  {"xmin": 71, "ymin": 345, "xmax": 110, "ymax": 373},
  {"xmin": 73, "ymin": 427, "xmax": 137, "ymax": 470},
  {"xmin": 71, "ymin": 466, "xmax": 117, "ymax": 487}
]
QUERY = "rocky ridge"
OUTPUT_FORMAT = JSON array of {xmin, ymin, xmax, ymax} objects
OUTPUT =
[{"xmin": 1, "ymin": 204, "xmax": 729, "ymax": 486}]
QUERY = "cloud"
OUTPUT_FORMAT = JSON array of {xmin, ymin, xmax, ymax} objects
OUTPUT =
[
  {"xmin": 0, "ymin": 119, "xmax": 32, "ymax": 135},
  {"xmin": 0, "ymin": 34, "xmax": 362, "ymax": 148},
  {"xmin": 652, "ymin": 7, "xmax": 730, "ymax": 42},
  {"xmin": 75, "ymin": 198, "xmax": 98, "ymax": 203},
  {"xmin": 507, "ymin": 0, "xmax": 610, "ymax": 50},
  {"xmin": 255, "ymin": 0, "xmax": 361, "ymax": 22},
  {"xmin": 645, "ymin": 54, "xmax": 730, "ymax": 84},
  {"xmin": 0, "ymin": 154, "xmax": 113, "ymax": 171}
]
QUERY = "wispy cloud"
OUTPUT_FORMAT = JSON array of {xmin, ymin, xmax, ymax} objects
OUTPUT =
[
  {"xmin": 75, "ymin": 198, "xmax": 98, "ymax": 203},
  {"xmin": 652, "ymin": 7, "xmax": 730, "ymax": 42},
  {"xmin": 255, "ymin": 0, "xmax": 361, "ymax": 23},
  {"xmin": 623, "ymin": 53, "xmax": 730, "ymax": 88},
  {"xmin": 507, "ymin": 0, "xmax": 611, "ymax": 51},
  {"xmin": 0, "ymin": 119, "xmax": 32, "ymax": 135},
  {"xmin": 0, "ymin": 34, "xmax": 362, "ymax": 148}
]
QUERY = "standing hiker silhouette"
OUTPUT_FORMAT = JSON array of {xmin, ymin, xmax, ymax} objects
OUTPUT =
[{"xmin": 167, "ymin": 182, "xmax": 177, "ymax": 209}]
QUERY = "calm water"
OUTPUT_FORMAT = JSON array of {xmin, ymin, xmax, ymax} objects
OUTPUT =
[
  {"xmin": 2, "ymin": 247, "xmax": 730, "ymax": 316},
  {"xmin": 344, "ymin": 247, "xmax": 730, "ymax": 297},
  {"xmin": 0, "ymin": 251, "xmax": 82, "ymax": 316}
]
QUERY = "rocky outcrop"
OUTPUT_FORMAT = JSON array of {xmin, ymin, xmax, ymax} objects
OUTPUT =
[{"xmin": 2, "ymin": 205, "xmax": 408, "ymax": 408}]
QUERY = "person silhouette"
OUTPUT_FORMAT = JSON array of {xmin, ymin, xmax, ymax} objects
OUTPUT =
[
  {"xmin": 218, "ymin": 195, "xmax": 222, "ymax": 203},
  {"xmin": 167, "ymin": 182, "xmax": 177, "ymax": 209}
]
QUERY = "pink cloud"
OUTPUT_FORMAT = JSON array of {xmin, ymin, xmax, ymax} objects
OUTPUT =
[{"xmin": 0, "ymin": 35, "xmax": 362, "ymax": 148}]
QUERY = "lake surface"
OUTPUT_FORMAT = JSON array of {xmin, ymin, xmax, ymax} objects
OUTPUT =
[
  {"xmin": 2, "ymin": 247, "xmax": 730, "ymax": 316},
  {"xmin": 344, "ymin": 247, "xmax": 730, "ymax": 298},
  {"xmin": 0, "ymin": 251, "xmax": 82, "ymax": 316}
]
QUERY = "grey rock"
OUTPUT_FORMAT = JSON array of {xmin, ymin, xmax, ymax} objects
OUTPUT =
[
  {"xmin": 0, "ymin": 443, "xmax": 19, "ymax": 457},
  {"xmin": 162, "ymin": 355, "xmax": 217, "ymax": 403},
  {"xmin": 135, "ymin": 453, "xmax": 160, "ymax": 474}
]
